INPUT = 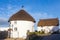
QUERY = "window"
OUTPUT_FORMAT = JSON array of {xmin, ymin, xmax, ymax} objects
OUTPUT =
[
  {"xmin": 12, "ymin": 25, "xmax": 13, "ymax": 27},
  {"xmin": 14, "ymin": 21, "xmax": 17, "ymax": 24},
  {"xmin": 14, "ymin": 27, "xmax": 17, "ymax": 31}
]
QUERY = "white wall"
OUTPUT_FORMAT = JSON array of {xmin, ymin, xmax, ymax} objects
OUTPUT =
[
  {"xmin": 10, "ymin": 20, "xmax": 35, "ymax": 39},
  {"xmin": 59, "ymin": 20, "xmax": 60, "ymax": 29},
  {"xmin": 37, "ymin": 26, "xmax": 59, "ymax": 33}
]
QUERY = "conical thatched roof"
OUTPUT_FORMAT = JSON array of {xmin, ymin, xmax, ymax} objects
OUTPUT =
[
  {"xmin": 38, "ymin": 18, "xmax": 59, "ymax": 26},
  {"xmin": 8, "ymin": 9, "xmax": 35, "ymax": 22}
]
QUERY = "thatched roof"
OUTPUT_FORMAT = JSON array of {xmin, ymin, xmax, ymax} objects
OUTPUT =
[
  {"xmin": 8, "ymin": 9, "xmax": 35, "ymax": 22},
  {"xmin": 38, "ymin": 18, "xmax": 59, "ymax": 26}
]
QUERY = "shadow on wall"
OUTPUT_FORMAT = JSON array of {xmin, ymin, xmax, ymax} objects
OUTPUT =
[
  {"xmin": 51, "ymin": 26, "xmax": 59, "ymax": 34},
  {"xmin": 0, "ymin": 31, "xmax": 8, "ymax": 39}
]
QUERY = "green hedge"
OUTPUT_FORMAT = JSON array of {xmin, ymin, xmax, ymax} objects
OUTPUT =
[{"xmin": 27, "ymin": 31, "xmax": 45, "ymax": 35}]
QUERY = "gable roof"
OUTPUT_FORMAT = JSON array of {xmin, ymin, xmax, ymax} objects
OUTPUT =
[
  {"xmin": 8, "ymin": 9, "xmax": 35, "ymax": 22},
  {"xmin": 38, "ymin": 18, "xmax": 59, "ymax": 26}
]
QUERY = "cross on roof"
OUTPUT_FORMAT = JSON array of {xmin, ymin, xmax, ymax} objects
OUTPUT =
[{"xmin": 21, "ymin": 5, "xmax": 24, "ymax": 8}]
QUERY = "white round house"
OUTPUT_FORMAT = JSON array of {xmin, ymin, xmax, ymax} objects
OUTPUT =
[{"xmin": 8, "ymin": 9, "xmax": 35, "ymax": 39}]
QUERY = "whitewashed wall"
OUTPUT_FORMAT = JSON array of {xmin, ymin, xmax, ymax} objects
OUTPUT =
[
  {"xmin": 59, "ymin": 20, "xmax": 60, "ymax": 28},
  {"xmin": 10, "ymin": 20, "xmax": 34, "ymax": 39},
  {"xmin": 59, "ymin": 20, "xmax": 60, "ymax": 32},
  {"xmin": 37, "ymin": 26, "xmax": 59, "ymax": 33}
]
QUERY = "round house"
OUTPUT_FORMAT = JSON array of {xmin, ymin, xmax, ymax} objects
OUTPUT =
[{"xmin": 8, "ymin": 9, "xmax": 35, "ymax": 39}]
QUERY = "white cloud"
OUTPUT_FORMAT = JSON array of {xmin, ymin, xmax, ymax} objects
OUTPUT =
[
  {"xmin": 6, "ymin": 4, "xmax": 20, "ymax": 17},
  {"xmin": 30, "ymin": 12, "xmax": 54, "ymax": 21},
  {"xmin": 0, "ymin": 4, "xmax": 20, "ymax": 27},
  {"xmin": 0, "ymin": 8, "xmax": 4, "ymax": 10},
  {"xmin": 0, "ymin": 4, "xmax": 13, "ymax": 17},
  {"xmin": 25, "ymin": 7, "xmax": 55, "ymax": 21},
  {"xmin": 7, "ymin": 4, "xmax": 13, "ymax": 10}
]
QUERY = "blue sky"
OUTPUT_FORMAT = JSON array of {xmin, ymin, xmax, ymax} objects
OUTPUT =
[{"xmin": 0, "ymin": 0, "xmax": 60, "ymax": 28}]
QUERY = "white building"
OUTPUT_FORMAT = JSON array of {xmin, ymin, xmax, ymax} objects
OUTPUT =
[
  {"xmin": 37, "ymin": 18, "xmax": 59, "ymax": 33},
  {"xmin": 59, "ymin": 20, "xmax": 60, "ymax": 28},
  {"xmin": 8, "ymin": 9, "xmax": 35, "ymax": 39}
]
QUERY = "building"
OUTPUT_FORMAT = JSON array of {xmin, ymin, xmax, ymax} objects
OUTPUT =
[
  {"xmin": 37, "ymin": 18, "xmax": 59, "ymax": 33},
  {"xmin": 8, "ymin": 9, "xmax": 35, "ymax": 39}
]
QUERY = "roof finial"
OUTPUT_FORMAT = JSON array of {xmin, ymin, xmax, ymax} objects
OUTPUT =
[
  {"xmin": 21, "ymin": 5, "xmax": 24, "ymax": 9},
  {"xmin": 22, "ymin": 5, "xmax": 24, "ymax": 8}
]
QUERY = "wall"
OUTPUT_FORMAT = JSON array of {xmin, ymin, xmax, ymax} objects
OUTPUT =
[
  {"xmin": 59, "ymin": 20, "xmax": 60, "ymax": 28},
  {"xmin": 10, "ymin": 20, "xmax": 35, "ymax": 39},
  {"xmin": 37, "ymin": 26, "xmax": 59, "ymax": 33}
]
